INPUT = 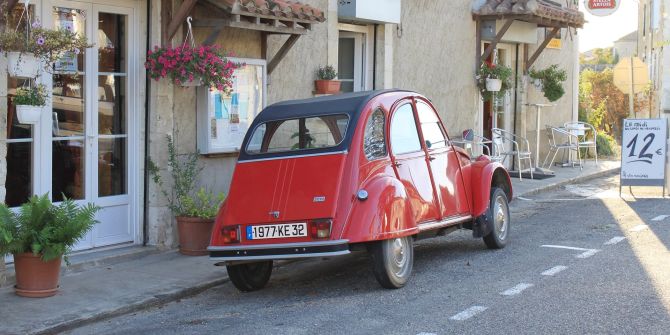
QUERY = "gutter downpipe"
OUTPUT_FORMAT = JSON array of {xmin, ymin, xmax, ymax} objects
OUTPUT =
[{"xmin": 143, "ymin": 0, "xmax": 152, "ymax": 246}]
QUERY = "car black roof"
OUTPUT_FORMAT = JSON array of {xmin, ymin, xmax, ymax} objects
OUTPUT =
[{"xmin": 237, "ymin": 89, "xmax": 410, "ymax": 161}]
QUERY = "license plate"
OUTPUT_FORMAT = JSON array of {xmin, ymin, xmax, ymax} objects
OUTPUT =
[{"xmin": 246, "ymin": 223, "xmax": 307, "ymax": 240}]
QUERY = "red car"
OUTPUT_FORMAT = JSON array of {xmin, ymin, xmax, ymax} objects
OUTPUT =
[{"xmin": 209, "ymin": 90, "xmax": 513, "ymax": 291}]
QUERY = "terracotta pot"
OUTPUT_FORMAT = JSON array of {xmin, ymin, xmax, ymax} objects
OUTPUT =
[
  {"xmin": 176, "ymin": 216, "xmax": 214, "ymax": 256},
  {"xmin": 315, "ymin": 80, "xmax": 341, "ymax": 94},
  {"xmin": 13, "ymin": 253, "xmax": 62, "ymax": 298}
]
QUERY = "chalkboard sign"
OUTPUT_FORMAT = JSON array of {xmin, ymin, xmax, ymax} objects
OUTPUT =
[{"xmin": 620, "ymin": 118, "xmax": 667, "ymax": 187}]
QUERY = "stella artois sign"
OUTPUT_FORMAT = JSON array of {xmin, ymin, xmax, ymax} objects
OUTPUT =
[{"xmin": 584, "ymin": 0, "xmax": 620, "ymax": 16}]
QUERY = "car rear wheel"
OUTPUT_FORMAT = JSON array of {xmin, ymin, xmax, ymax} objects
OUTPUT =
[
  {"xmin": 369, "ymin": 236, "xmax": 414, "ymax": 289},
  {"xmin": 483, "ymin": 187, "xmax": 510, "ymax": 249},
  {"xmin": 226, "ymin": 261, "xmax": 273, "ymax": 292}
]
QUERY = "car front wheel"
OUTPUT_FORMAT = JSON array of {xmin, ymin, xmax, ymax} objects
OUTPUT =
[
  {"xmin": 483, "ymin": 187, "xmax": 510, "ymax": 249},
  {"xmin": 226, "ymin": 261, "xmax": 273, "ymax": 292},
  {"xmin": 369, "ymin": 236, "xmax": 414, "ymax": 289}
]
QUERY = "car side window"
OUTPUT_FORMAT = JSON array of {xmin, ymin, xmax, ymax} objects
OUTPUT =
[
  {"xmin": 363, "ymin": 108, "xmax": 387, "ymax": 160},
  {"xmin": 390, "ymin": 104, "xmax": 422, "ymax": 155},
  {"xmin": 416, "ymin": 101, "xmax": 448, "ymax": 149}
]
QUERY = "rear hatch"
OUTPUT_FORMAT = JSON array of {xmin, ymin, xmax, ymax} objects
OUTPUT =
[{"xmin": 223, "ymin": 153, "xmax": 346, "ymax": 226}]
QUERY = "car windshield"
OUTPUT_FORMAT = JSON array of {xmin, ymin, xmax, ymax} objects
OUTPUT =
[{"xmin": 246, "ymin": 114, "xmax": 350, "ymax": 155}]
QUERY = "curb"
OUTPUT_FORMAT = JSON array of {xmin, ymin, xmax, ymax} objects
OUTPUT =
[
  {"xmin": 32, "ymin": 276, "xmax": 231, "ymax": 335},
  {"xmin": 514, "ymin": 167, "xmax": 620, "ymax": 199}
]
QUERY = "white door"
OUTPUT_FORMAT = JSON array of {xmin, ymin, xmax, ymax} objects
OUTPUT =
[
  {"xmin": 338, "ymin": 31, "xmax": 363, "ymax": 92},
  {"xmin": 42, "ymin": 1, "xmax": 136, "ymax": 250}
]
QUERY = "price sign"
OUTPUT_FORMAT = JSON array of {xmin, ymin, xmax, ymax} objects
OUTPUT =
[{"xmin": 620, "ymin": 118, "xmax": 667, "ymax": 187}]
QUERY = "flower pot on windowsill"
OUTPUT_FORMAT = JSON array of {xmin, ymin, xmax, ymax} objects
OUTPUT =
[
  {"xmin": 485, "ymin": 78, "xmax": 502, "ymax": 92},
  {"xmin": 7, "ymin": 52, "xmax": 40, "ymax": 78},
  {"xmin": 315, "ymin": 80, "xmax": 341, "ymax": 94},
  {"xmin": 13, "ymin": 252, "xmax": 62, "ymax": 298},
  {"xmin": 16, "ymin": 105, "xmax": 42, "ymax": 124},
  {"xmin": 176, "ymin": 216, "xmax": 215, "ymax": 256}
]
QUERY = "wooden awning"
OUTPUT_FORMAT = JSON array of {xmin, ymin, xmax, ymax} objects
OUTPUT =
[
  {"xmin": 162, "ymin": 0, "xmax": 326, "ymax": 74},
  {"xmin": 472, "ymin": 0, "xmax": 584, "ymax": 28}
]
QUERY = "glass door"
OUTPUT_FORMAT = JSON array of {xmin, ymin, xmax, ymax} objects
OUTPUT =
[
  {"xmin": 338, "ymin": 31, "xmax": 363, "ymax": 92},
  {"xmin": 44, "ymin": 1, "xmax": 134, "ymax": 250}
]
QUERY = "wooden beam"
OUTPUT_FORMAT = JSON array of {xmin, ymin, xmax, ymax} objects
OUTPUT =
[
  {"xmin": 203, "ymin": 21, "xmax": 226, "ymax": 45},
  {"xmin": 525, "ymin": 27, "xmax": 560, "ymax": 72},
  {"xmin": 161, "ymin": 0, "xmax": 171, "ymax": 46},
  {"xmin": 480, "ymin": 19, "xmax": 514, "ymax": 65},
  {"xmin": 260, "ymin": 32, "xmax": 268, "ymax": 60},
  {"xmin": 192, "ymin": 18, "xmax": 309, "ymax": 35},
  {"xmin": 267, "ymin": 34, "xmax": 300, "ymax": 75},
  {"xmin": 166, "ymin": 0, "xmax": 198, "ymax": 43},
  {"xmin": 523, "ymin": 43, "xmax": 529, "ymax": 75}
]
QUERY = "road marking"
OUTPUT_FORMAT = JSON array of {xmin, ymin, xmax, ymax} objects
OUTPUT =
[
  {"xmin": 604, "ymin": 236, "xmax": 626, "ymax": 245},
  {"xmin": 517, "ymin": 196, "xmax": 532, "ymax": 201},
  {"xmin": 576, "ymin": 249, "xmax": 601, "ymax": 259},
  {"xmin": 629, "ymin": 224, "xmax": 649, "ymax": 232},
  {"xmin": 500, "ymin": 283, "xmax": 534, "ymax": 296},
  {"xmin": 541, "ymin": 265, "xmax": 568, "ymax": 276},
  {"xmin": 416, "ymin": 333, "xmax": 437, "ymax": 335},
  {"xmin": 541, "ymin": 245, "xmax": 590, "ymax": 251},
  {"xmin": 449, "ymin": 306, "xmax": 488, "ymax": 321},
  {"xmin": 651, "ymin": 215, "xmax": 669, "ymax": 221}
]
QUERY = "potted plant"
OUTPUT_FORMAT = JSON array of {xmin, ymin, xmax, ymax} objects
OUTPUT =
[
  {"xmin": 529, "ymin": 64, "xmax": 568, "ymax": 102},
  {"xmin": 476, "ymin": 61, "xmax": 513, "ymax": 102},
  {"xmin": 0, "ymin": 194, "xmax": 99, "ymax": 298},
  {"xmin": 148, "ymin": 135, "xmax": 225, "ymax": 256},
  {"xmin": 315, "ymin": 65, "xmax": 340, "ymax": 94},
  {"xmin": 0, "ymin": 20, "xmax": 90, "ymax": 78},
  {"xmin": 12, "ymin": 84, "xmax": 47, "ymax": 124},
  {"xmin": 145, "ymin": 45, "xmax": 239, "ymax": 90}
]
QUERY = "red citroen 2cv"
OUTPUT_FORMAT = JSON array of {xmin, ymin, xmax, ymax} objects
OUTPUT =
[{"xmin": 209, "ymin": 90, "xmax": 513, "ymax": 291}]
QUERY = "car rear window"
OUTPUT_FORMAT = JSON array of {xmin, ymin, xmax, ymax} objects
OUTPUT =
[{"xmin": 246, "ymin": 114, "xmax": 349, "ymax": 155}]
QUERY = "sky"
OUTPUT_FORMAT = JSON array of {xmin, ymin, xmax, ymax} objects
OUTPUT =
[{"xmin": 578, "ymin": 0, "xmax": 639, "ymax": 52}]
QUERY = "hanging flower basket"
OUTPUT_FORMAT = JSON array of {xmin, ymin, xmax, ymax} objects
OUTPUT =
[
  {"xmin": 7, "ymin": 52, "xmax": 40, "ymax": 78},
  {"xmin": 485, "ymin": 78, "xmax": 502, "ymax": 92},
  {"xmin": 180, "ymin": 78, "xmax": 203, "ymax": 87},
  {"xmin": 16, "ymin": 104, "xmax": 42, "ymax": 124}
]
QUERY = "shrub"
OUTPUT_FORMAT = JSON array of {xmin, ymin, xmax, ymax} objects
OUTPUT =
[{"xmin": 317, "ymin": 65, "xmax": 337, "ymax": 80}]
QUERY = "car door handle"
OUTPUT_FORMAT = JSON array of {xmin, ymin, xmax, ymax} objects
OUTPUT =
[
  {"xmin": 393, "ymin": 161, "xmax": 402, "ymax": 167},
  {"xmin": 428, "ymin": 156, "xmax": 436, "ymax": 161}
]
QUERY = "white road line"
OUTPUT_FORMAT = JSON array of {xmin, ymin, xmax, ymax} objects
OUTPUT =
[
  {"xmin": 576, "ymin": 249, "xmax": 601, "ymax": 259},
  {"xmin": 604, "ymin": 236, "xmax": 626, "ymax": 245},
  {"xmin": 500, "ymin": 283, "xmax": 534, "ymax": 296},
  {"xmin": 629, "ymin": 224, "xmax": 649, "ymax": 232},
  {"xmin": 517, "ymin": 196, "xmax": 533, "ymax": 201},
  {"xmin": 416, "ymin": 333, "xmax": 437, "ymax": 335},
  {"xmin": 541, "ymin": 245, "xmax": 590, "ymax": 251},
  {"xmin": 541, "ymin": 265, "xmax": 568, "ymax": 276},
  {"xmin": 449, "ymin": 306, "xmax": 488, "ymax": 321},
  {"xmin": 651, "ymin": 215, "xmax": 669, "ymax": 221}
]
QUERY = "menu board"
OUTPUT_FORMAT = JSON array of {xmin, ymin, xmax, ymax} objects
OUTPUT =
[{"xmin": 197, "ymin": 58, "xmax": 266, "ymax": 154}]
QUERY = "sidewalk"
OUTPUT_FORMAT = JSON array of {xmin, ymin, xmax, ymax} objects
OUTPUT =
[{"xmin": 0, "ymin": 160, "xmax": 620, "ymax": 335}]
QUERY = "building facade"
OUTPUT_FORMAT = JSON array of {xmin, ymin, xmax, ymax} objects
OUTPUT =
[{"xmin": 0, "ymin": 0, "xmax": 583, "ymax": 281}]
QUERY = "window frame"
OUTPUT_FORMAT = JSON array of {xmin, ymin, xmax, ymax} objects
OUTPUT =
[
  {"xmin": 415, "ymin": 100, "xmax": 450, "ymax": 150},
  {"xmin": 389, "ymin": 102, "xmax": 424, "ymax": 156},
  {"xmin": 362, "ymin": 107, "xmax": 388, "ymax": 161}
]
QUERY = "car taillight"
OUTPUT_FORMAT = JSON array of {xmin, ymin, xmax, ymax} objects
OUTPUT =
[
  {"xmin": 309, "ymin": 219, "xmax": 332, "ymax": 239},
  {"xmin": 222, "ymin": 225, "xmax": 240, "ymax": 244}
]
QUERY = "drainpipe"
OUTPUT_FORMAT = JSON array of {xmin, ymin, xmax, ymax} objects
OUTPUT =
[
  {"xmin": 512, "ymin": 43, "xmax": 519, "ymax": 171},
  {"xmin": 373, "ymin": 23, "xmax": 378, "ymax": 89},
  {"xmin": 143, "ymin": 0, "xmax": 152, "ymax": 246}
]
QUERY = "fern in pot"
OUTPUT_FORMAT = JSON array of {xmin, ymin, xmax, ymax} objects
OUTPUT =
[
  {"xmin": 0, "ymin": 194, "xmax": 100, "ymax": 297},
  {"xmin": 12, "ymin": 84, "xmax": 47, "ymax": 124},
  {"xmin": 148, "ymin": 135, "xmax": 225, "ymax": 256}
]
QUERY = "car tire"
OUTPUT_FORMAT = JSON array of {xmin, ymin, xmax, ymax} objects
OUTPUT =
[
  {"xmin": 369, "ymin": 236, "xmax": 414, "ymax": 289},
  {"xmin": 483, "ymin": 187, "xmax": 510, "ymax": 249},
  {"xmin": 226, "ymin": 261, "xmax": 273, "ymax": 292}
]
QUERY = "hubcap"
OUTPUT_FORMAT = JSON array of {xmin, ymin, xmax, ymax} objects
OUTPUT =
[
  {"xmin": 493, "ymin": 195, "xmax": 508, "ymax": 241},
  {"xmin": 389, "ymin": 237, "xmax": 408, "ymax": 276}
]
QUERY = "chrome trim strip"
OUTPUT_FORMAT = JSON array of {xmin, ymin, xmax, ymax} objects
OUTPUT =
[
  {"xmin": 418, "ymin": 215, "xmax": 473, "ymax": 232},
  {"xmin": 237, "ymin": 151, "xmax": 348, "ymax": 163},
  {"xmin": 210, "ymin": 250, "xmax": 351, "ymax": 262},
  {"xmin": 207, "ymin": 239, "xmax": 349, "ymax": 251}
]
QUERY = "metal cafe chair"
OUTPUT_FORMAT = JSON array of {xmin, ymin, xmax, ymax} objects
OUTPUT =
[
  {"xmin": 451, "ymin": 129, "xmax": 498, "ymax": 161},
  {"xmin": 542, "ymin": 125, "xmax": 579, "ymax": 170},
  {"xmin": 492, "ymin": 128, "xmax": 533, "ymax": 181},
  {"xmin": 564, "ymin": 121, "xmax": 598, "ymax": 166}
]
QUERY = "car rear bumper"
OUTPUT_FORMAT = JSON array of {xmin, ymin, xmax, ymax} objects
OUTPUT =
[{"xmin": 208, "ymin": 239, "xmax": 350, "ymax": 262}]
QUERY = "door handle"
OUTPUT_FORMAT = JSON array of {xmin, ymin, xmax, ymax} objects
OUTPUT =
[
  {"xmin": 393, "ymin": 161, "xmax": 402, "ymax": 168},
  {"xmin": 429, "ymin": 156, "xmax": 436, "ymax": 161}
]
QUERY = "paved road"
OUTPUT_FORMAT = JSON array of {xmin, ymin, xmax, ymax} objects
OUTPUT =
[{"xmin": 67, "ymin": 175, "xmax": 670, "ymax": 335}]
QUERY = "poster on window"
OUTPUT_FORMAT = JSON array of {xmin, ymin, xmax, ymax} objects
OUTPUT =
[
  {"xmin": 197, "ymin": 59, "xmax": 266, "ymax": 154},
  {"xmin": 620, "ymin": 118, "xmax": 667, "ymax": 186},
  {"xmin": 54, "ymin": 10, "xmax": 78, "ymax": 72}
]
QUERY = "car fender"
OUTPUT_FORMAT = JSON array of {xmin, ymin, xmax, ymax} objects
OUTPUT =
[
  {"xmin": 471, "ymin": 159, "xmax": 513, "ymax": 216},
  {"xmin": 339, "ymin": 175, "xmax": 418, "ymax": 243}
]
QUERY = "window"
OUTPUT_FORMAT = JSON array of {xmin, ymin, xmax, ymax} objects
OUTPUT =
[
  {"xmin": 416, "ymin": 102, "xmax": 448, "ymax": 149},
  {"xmin": 390, "ymin": 104, "xmax": 421, "ymax": 154},
  {"xmin": 246, "ymin": 114, "xmax": 349, "ymax": 155},
  {"xmin": 363, "ymin": 108, "xmax": 386, "ymax": 160}
]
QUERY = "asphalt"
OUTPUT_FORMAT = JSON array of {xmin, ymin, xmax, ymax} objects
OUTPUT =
[{"xmin": 0, "ymin": 159, "xmax": 622, "ymax": 335}]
